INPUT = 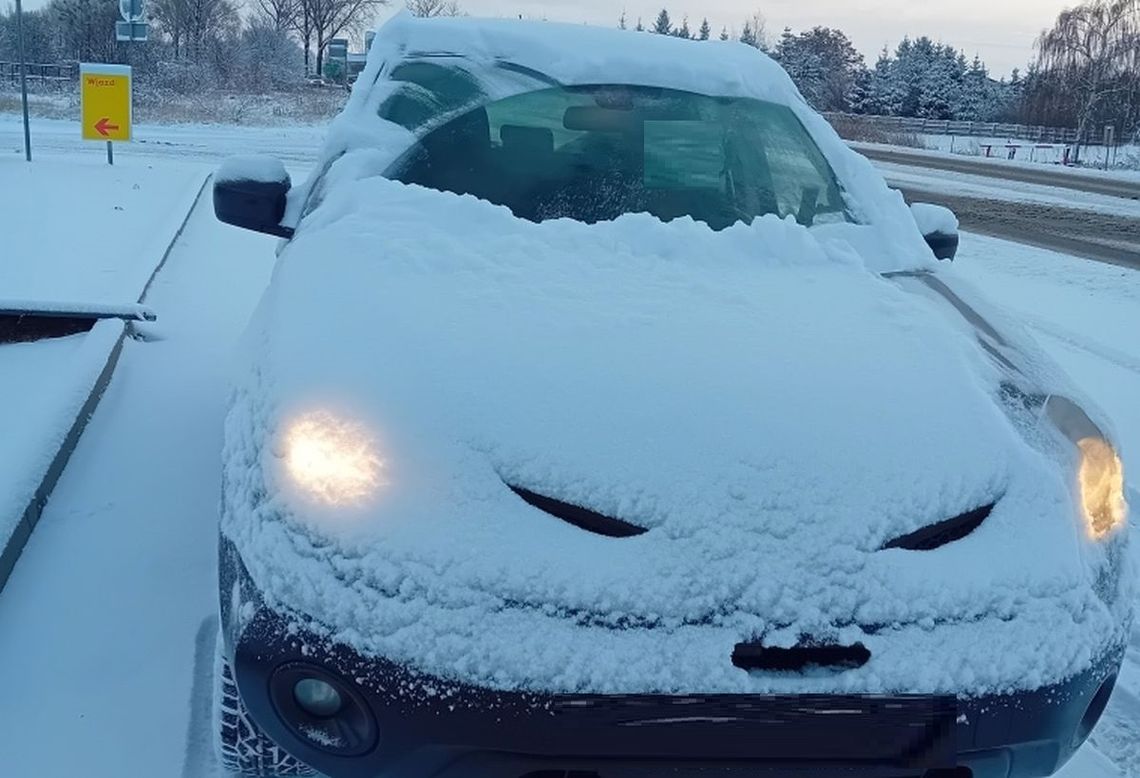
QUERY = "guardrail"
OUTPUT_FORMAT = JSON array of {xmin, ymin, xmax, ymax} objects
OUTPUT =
[
  {"xmin": 0, "ymin": 61, "xmax": 78, "ymax": 86},
  {"xmin": 823, "ymin": 113, "xmax": 1103, "ymax": 146}
]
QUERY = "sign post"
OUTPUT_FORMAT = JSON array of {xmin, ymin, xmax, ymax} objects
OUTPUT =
[
  {"xmin": 80, "ymin": 63, "xmax": 132, "ymax": 164},
  {"xmin": 116, "ymin": 0, "xmax": 148, "ymax": 41},
  {"xmin": 13, "ymin": 0, "xmax": 31, "ymax": 161}
]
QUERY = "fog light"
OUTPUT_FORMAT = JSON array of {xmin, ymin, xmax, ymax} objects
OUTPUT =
[
  {"xmin": 294, "ymin": 678, "xmax": 343, "ymax": 718},
  {"xmin": 270, "ymin": 663, "xmax": 379, "ymax": 756}
]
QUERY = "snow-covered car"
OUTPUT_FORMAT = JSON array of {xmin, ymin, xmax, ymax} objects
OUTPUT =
[{"xmin": 212, "ymin": 13, "xmax": 1132, "ymax": 778}]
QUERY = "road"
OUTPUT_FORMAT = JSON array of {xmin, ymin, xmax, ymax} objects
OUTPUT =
[
  {"xmin": 899, "ymin": 191, "xmax": 1140, "ymax": 270},
  {"xmin": 858, "ymin": 144, "xmax": 1140, "ymax": 201},
  {"xmin": 861, "ymin": 146, "xmax": 1140, "ymax": 270}
]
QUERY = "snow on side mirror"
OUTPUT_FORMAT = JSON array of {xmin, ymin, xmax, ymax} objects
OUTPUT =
[
  {"xmin": 214, "ymin": 155, "xmax": 294, "ymax": 239},
  {"xmin": 910, "ymin": 202, "xmax": 959, "ymax": 261}
]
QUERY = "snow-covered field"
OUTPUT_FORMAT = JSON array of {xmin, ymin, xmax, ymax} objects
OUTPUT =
[
  {"xmin": 916, "ymin": 133, "xmax": 1140, "ymax": 173},
  {"xmin": 878, "ymin": 161, "xmax": 1140, "ymax": 219},
  {"xmin": 0, "ymin": 121, "xmax": 1137, "ymax": 776}
]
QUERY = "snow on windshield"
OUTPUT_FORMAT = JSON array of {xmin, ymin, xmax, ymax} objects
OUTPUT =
[{"xmin": 286, "ymin": 12, "xmax": 935, "ymax": 273}]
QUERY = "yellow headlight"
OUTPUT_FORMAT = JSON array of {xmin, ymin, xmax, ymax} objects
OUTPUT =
[
  {"xmin": 1077, "ymin": 437, "xmax": 1128, "ymax": 540},
  {"xmin": 283, "ymin": 411, "xmax": 385, "ymax": 506}
]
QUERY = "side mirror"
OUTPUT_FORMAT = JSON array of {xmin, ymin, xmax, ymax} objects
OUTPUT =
[
  {"xmin": 910, "ymin": 203, "xmax": 959, "ymax": 261},
  {"xmin": 214, "ymin": 155, "xmax": 294, "ymax": 238}
]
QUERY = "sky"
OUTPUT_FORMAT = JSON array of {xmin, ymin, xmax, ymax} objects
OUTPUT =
[
  {"xmin": 373, "ymin": 0, "xmax": 1076, "ymax": 77},
  {"xmin": 14, "ymin": 0, "xmax": 1073, "ymax": 77}
]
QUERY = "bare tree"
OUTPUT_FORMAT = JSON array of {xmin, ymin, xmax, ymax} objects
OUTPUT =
[
  {"xmin": 1033, "ymin": 0, "xmax": 1140, "ymax": 140},
  {"xmin": 49, "ymin": 0, "xmax": 120, "ymax": 62},
  {"xmin": 256, "ymin": 0, "xmax": 300, "ymax": 32},
  {"xmin": 304, "ymin": 0, "xmax": 382, "ymax": 77},
  {"xmin": 151, "ymin": 0, "xmax": 240, "ymax": 59},
  {"xmin": 294, "ymin": 0, "xmax": 315, "ymax": 74},
  {"xmin": 746, "ymin": 9, "xmax": 767, "ymax": 49},
  {"xmin": 406, "ymin": 0, "xmax": 460, "ymax": 16}
]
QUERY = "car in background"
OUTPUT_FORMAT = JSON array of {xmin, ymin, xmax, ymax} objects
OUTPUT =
[{"xmin": 212, "ymin": 13, "xmax": 1131, "ymax": 778}]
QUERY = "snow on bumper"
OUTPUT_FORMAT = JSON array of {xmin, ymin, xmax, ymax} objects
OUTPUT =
[{"xmin": 221, "ymin": 522, "xmax": 1128, "ymax": 700}]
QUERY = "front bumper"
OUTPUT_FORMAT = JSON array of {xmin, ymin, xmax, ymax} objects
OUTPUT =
[{"xmin": 221, "ymin": 540, "xmax": 1124, "ymax": 778}]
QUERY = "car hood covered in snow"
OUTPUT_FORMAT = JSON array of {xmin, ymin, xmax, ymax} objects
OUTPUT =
[{"xmin": 223, "ymin": 178, "xmax": 1132, "ymax": 698}]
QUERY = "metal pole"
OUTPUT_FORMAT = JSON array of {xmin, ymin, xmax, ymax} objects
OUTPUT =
[
  {"xmin": 14, "ymin": 0, "xmax": 32, "ymax": 161},
  {"xmin": 106, "ymin": 141, "xmax": 113, "ymax": 165}
]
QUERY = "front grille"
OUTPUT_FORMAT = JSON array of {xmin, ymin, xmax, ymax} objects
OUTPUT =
[{"xmin": 731, "ymin": 641, "xmax": 871, "ymax": 673}]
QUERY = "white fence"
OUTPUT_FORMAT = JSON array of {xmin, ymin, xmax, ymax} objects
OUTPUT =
[{"xmin": 823, "ymin": 112, "xmax": 1108, "ymax": 146}]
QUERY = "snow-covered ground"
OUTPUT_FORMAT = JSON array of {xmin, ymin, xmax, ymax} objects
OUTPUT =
[
  {"xmin": 0, "ymin": 127, "xmax": 1137, "ymax": 775},
  {"xmin": 0, "ymin": 179, "xmax": 280, "ymax": 778},
  {"xmin": 1, "ymin": 114, "xmax": 324, "ymax": 167},
  {"xmin": 918, "ymin": 133, "xmax": 1140, "ymax": 172},
  {"xmin": 878, "ymin": 161, "xmax": 1140, "ymax": 220},
  {"xmin": 852, "ymin": 140, "xmax": 1140, "ymax": 184}
]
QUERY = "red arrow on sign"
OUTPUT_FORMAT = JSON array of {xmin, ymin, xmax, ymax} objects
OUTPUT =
[{"xmin": 94, "ymin": 117, "xmax": 120, "ymax": 136}]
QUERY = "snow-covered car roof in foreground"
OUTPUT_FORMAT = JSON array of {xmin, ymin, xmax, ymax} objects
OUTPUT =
[{"xmin": 290, "ymin": 13, "xmax": 934, "ymax": 274}]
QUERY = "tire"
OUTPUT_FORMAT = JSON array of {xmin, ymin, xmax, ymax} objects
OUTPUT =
[{"xmin": 214, "ymin": 639, "xmax": 315, "ymax": 777}]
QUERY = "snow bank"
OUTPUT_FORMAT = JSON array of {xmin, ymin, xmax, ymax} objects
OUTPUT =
[
  {"xmin": 0, "ymin": 322, "xmax": 125, "ymax": 562},
  {"xmin": 285, "ymin": 13, "xmax": 935, "ymax": 273},
  {"xmin": 223, "ymin": 176, "xmax": 1130, "ymax": 698}
]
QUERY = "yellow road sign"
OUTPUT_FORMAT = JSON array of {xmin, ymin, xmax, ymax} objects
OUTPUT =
[{"xmin": 80, "ymin": 63, "xmax": 132, "ymax": 142}]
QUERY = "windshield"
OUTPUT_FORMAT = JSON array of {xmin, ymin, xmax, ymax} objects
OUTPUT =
[{"xmin": 384, "ymin": 83, "xmax": 851, "ymax": 230}]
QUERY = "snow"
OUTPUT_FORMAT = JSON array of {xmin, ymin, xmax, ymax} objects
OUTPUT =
[
  {"xmin": 0, "ymin": 157, "xmax": 207, "ymax": 302},
  {"xmin": 217, "ymin": 154, "xmax": 290, "ymax": 185},
  {"xmin": 910, "ymin": 202, "xmax": 959, "ymax": 235},
  {"xmin": 0, "ymin": 147, "xmax": 1134, "ymax": 775},
  {"xmin": 0, "ymin": 16, "xmax": 1136, "ymax": 776},
  {"xmin": 222, "ymin": 173, "xmax": 1128, "ymax": 698},
  {"xmin": 0, "ymin": 153, "xmax": 218, "ymax": 583},
  {"xmin": 215, "ymin": 15, "xmax": 1132, "ymax": 701},
  {"xmin": 289, "ymin": 13, "xmax": 934, "ymax": 274},
  {"xmin": 0, "ymin": 185, "xmax": 280, "ymax": 778},
  {"xmin": 918, "ymin": 133, "xmax": 1140, "ymax": 173},
  {"xmin": 852, "ymin": 140, "xmax": 1140, "ymax": 183},
  {"xmin": 1, "ymin": 114, "xmax": 325, "ymax": 167},
  {"xmin": 878, "ymin": 162, "xmax": 1140, "ymax": 220},
  {"xmin": 0, "ymin": 323, "xmax": 123, "ymax": 559}
]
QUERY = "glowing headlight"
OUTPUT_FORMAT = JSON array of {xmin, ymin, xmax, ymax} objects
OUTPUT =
[
  {"xmin": 283, "ymin": 411, "xmax": 384, "ymax": 506},
  {"xmin": 1077, "ymin": 437, "xmax": 1128, "ymax": 540}
]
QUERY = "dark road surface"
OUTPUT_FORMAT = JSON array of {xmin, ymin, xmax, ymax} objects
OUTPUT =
[
  {"xmin": 897, "ymin": 188, "xmax": 1140, "ymax": 270},
  {"xmin": 859, "ymin": 145, "xmax": 1140, "ymax": 201},
  {"xmin": 855, "ymin": 146, "xmax": 1140, "ymax": 268}
]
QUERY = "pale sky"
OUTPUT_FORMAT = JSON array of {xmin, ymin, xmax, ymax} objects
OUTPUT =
[
  {"xmin": 16, "ymin": 0, "xmax": 1072, "ymax": 77},
  {"xmin": 374, "ymin": 0, "xmax": 1074, "ymax": 77}
]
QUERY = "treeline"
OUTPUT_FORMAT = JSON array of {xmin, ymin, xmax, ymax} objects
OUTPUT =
[
  {"xmin": 0, "ymin": 0, "xmax": 400, "ymax": 92},
  {"xmin": 636, "ymin": 1, "xmax": 1139, "ymax": 140},
  {"xmin": 1, "ymin": 0, "xmax": 1136, "ymax": 141}
]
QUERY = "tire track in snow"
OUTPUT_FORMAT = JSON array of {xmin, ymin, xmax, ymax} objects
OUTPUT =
[
  {"xmin": 1021, "ymin": 315, "xmax": 1140, "ymax": 377},
  {"xmin": 1092, "ymin": 683, "xmax": 1140, "ymax": 778},
  {"xmin": 182, "ymin": 615, "xmax": 221, "ymax": 778}
]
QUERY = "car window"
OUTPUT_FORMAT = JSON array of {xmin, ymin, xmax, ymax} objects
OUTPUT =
[{"xmin": 384, "ymin": 83, "xmax": 851, "ymax": 230}]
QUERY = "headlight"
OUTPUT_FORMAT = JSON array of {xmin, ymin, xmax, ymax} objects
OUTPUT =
[
  {"xmin": 283, "ymin": 411, "xmax": 385, "ymax": 506},
  {"xmin": 1077, "ymin": 437, "xmax": 1128, "ymax": 540}
]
